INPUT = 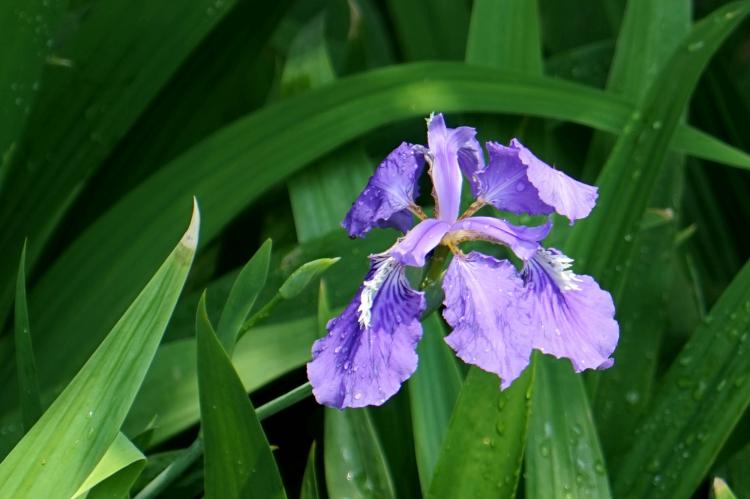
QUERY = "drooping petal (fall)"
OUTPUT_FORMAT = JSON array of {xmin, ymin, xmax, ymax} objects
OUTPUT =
[
  {"xmin": 442, "ymin": 252, "xmax": 532, "ymax": 389},
  {"xmin": 343, "ymin": 142, "xmax": 425, "ymax": 238},
  {"xmin": 307, "ymin": 256, "xmax": 425, "ymax": 408},
  {"xmin": 521, "ymin": 248, "xmax": 618, "ymax": 371}
]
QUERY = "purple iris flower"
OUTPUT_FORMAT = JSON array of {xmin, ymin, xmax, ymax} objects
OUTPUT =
[{"xmin": 307, "ymin": 113, "xmax": 619, "ymax": 409}]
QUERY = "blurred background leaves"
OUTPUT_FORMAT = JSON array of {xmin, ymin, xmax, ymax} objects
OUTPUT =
[{"xmin": 1, "ymin": 0, "xmax": 749, "ymax": 497}]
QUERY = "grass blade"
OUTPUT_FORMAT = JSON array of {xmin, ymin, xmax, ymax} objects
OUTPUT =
[
  {"xmin": 0, "ymin": 0, "xmax": 65, "ymax": 172},
  {"xmin": 587, "ymin": 0, "xmax": 690, "ymax": 469},
  {"xmin": 428, "ymin": 366, "xmax": 533, "ymax": 498},
  {"xmin": 384, "ymin": 0, "xmax": 469, "ymax": 60},
  {"xmin": 74, "ymin": 432, "xmax": 145, "ymax": 499},
  {"xmin": 14, "ymin": 241, "xmax": 42, "ymax": 430},
  {"xmin": 197, "ymin": 294, "xmax": 287, "ymax": 499},
  {"xmin": 408, "ymin": 314, "xmax": 462, "ymax": 491},
  {"xmin": 526, "ymin": 357, "xmax": 611, "ymax": 498},
  {"xmin": 216, "ymin": 239, "xmax": 272, "ymax": 352},
  {"xmin": 614, "ymin": 258, "xmax": 750, "ymax": 498},
  {"xmin": 465, "ymin": 0, "xmax": 542, "ymax": 72},
  {"xmin": 124, "ymin": 315, "xmax": 319, "ymax": 447},
  {"xmin": 0, "ymin": 201, "xmax": 198, "ymax": 498},
  {"xmin": 324, "ymin": 409, "xmax": 396, "ymax": 499},
  {"xmin": 300, "ymin": 442, "xmax": 321, "ymax": 499}
]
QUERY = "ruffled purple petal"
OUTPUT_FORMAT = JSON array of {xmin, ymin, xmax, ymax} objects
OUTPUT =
[
  {"xmin": 343, "ymin": 142, "xmax": 425, "ymax": 238},
  {"xmin": 513, "ymin": 139, "xmax": 598, "ymax": 222},
  {"xmin": 475, "ymin": 141, "xmax": 554, "ymax": 215},
  {"xmin": 427, "ymin": 113, "xmax": 480, "ymax": 223},
  {"xmin": 442, "ymin": 252, "xmax": 532, "ymax": 389},
  {"xmin": 474, "ymin": 139, "xmax": 597, "ymax": 223},
  {"xmin": 449, "ymin": 216, "xmax": 552, "ymax": 261},
  {"xmin": 521, "ymin": 248, "xmax": 618, "ymax": 371},
  {"xmin": 307, "ymin": 257, "xmax": 425, "ymax": 408},
  {"xmin": 390, "ymin": 218, "xmax": 451, "ymax": 267}
]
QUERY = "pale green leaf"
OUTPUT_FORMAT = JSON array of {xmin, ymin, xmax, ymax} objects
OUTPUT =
[{"xmin": 0, "ymin": 202, "xmax": 198, "ymax": 498}]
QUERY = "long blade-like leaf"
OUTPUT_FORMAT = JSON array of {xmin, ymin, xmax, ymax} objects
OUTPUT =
[
  {"xmin": 614, "ymin": 257, "xmax": 750, "ymax": 498},
  {"xmin": 408, "ymin": 314, "xmax": 462, "ymax": 491},
  {"xmin": 526, "ymin": 357, "xmax": 611, "ymax": 498},
  {"xmin": 216, "ymin": 239, "xmax": 272, "ymax": 352},
  {"xmin": 124, "ymin": 314, "xmax": 319, "ymax": 447},
  {"xmin": 429, "ymin": 366, "xmax": 533, "ymax": 498},
  {"xmin": 74, "ymin": 432, "xmax": 145, "ymax": 499},
  {"xmin": 0, "ymin": 201, "xmax": 198, "ymax": 498},
  {"xmin": 465, "ymin": 0, "xmax": 542, "ymax": 72},
  {"xmin": 197, "ymin": 294, "xmax": 286, "ymax": 499},
  {"xmin": 14, "ymin": 241, "xmax": 42, "ymax": 430}
]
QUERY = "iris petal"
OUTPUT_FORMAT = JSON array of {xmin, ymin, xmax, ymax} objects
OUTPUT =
[
  {"xmin": 449, "ymin": 216, "xmax": 551, "ymax": 261},
  {"xmin": 427, "ymin": 113, "xmax": 481, "ymax": 223},
  {"xmin": 475, "ymin": 139, "xmax": 597, "ymax": 223},
  {"xmin": 522, "ymin": 248, "xmax": 618, "ymax": 371},
  {"xmin": 307, "ymin": 257, "xmax": 425, "ymax": 408},
  {"xmin": 442, "ymin": 252, "xmax": 532, "ymax": 389},
  {"xmin": 343, "ymin": 142, "xmax": 425, "ymax": 238},
  {"xmin": 390, "ymin": 218, "xmax": 451, "ymax": 267}
]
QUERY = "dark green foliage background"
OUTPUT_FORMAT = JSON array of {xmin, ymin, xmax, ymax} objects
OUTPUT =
[{"xmin": 1, "ymin": 0, "xmax": 750, "ymax": 497}]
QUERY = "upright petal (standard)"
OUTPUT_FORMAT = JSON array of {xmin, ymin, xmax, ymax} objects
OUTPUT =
[{"xmin": 426, "ymin": 113, "xmax": 482, "ymax": 223}]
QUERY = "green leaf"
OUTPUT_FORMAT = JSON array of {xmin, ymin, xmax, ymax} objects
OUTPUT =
[
  {"xmin": 288, "ymin": 147, "xmax": 373, "ymax": 242},
  {"xmin": 279, "ymin": 257, "xmax": 340, "ymax": 299},
  {"xmin": 216, "ymin": 239, "xmax": 272, "ymax": 352},
  {"xmin": 196, "ymin": 293, "xmax": 286, "ymax": 499},
  {"xmin": 324, "ymin": 408, "xmax": 396, "ymax": 499},
  {"xmin": 408, "ymin": 314, "xmax": 462, "ymax": 491},
  {"xmin": 567, "ymin": 2, "xmax": 750, "ymax": 289},
  {"xmin": 0, "ymin": 0, "xmax": 65, "ymax": 171},
  {"xmin": 14, "ymin": 240, "xmax": 42, "ymax": 430},
  {"xmin": 428, "ymin": 365, "xmax": 533, "ymax": 498},
  {"xmin": 124, "ymin": 314, "xmax": 319, "ymax": 447},
  {"xmin": 526, "ymin": 357, "xmax": 611, "ymax": 499},
  {"xmin": 0, "ymin": 201, "xmax": 198, "ymax": 498},
  {"xmin": 465, "ymin": 0, "xmax": 542, "ymax": 72},
  {"xmin": 0, "ymin": 0, "xmax": 259, "ymax": 327},
  {"xmin": 74, "ymin": 433, "xmax": 146, "ymax": 499},
  {"xmin": 614, "ymin": 257, "xmax": 750, "ymax": 498},
  {"xmin": 300, "ymin": 442, "xmax": 321, "ymax": 499},
  {"xmin": 6, "ymin": 61, "xmax": 749, "ymax": 422},
  {"xmin": 724, "ymin": 443, "xmax": 750, "ymax": 497},
  {"xmin": 282, "ymin": 9, "xmax": 374, "ymax": 243},
  {"xmin": 713, "ymin": 478, "xmax": 738, "ymax": 499},
  {"xmin": 587, "ymin": 0, "xmax": 690, "ymax": 469},
  {"xmin": 384, "ymin": 0, "xmax": 469, "ymax": 60}
]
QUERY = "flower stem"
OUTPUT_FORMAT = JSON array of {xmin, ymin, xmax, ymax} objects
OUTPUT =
[{"xmin": 236, "ymin": 293, "xmax": 283, "ymax": 341}]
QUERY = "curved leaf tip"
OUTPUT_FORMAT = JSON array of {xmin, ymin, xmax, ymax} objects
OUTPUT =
[{"xmin": 181, "ymin": 198, "xmax": 201, "ymax": 250}]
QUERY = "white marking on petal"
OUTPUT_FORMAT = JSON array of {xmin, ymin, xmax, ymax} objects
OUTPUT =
[
  {"xmin": 358, "ymin": 256, "xmax": 397, "ymax": 328},
  {"xmin": 532, "ymin": 248, "xmax": 582, "ymax": 291}
]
